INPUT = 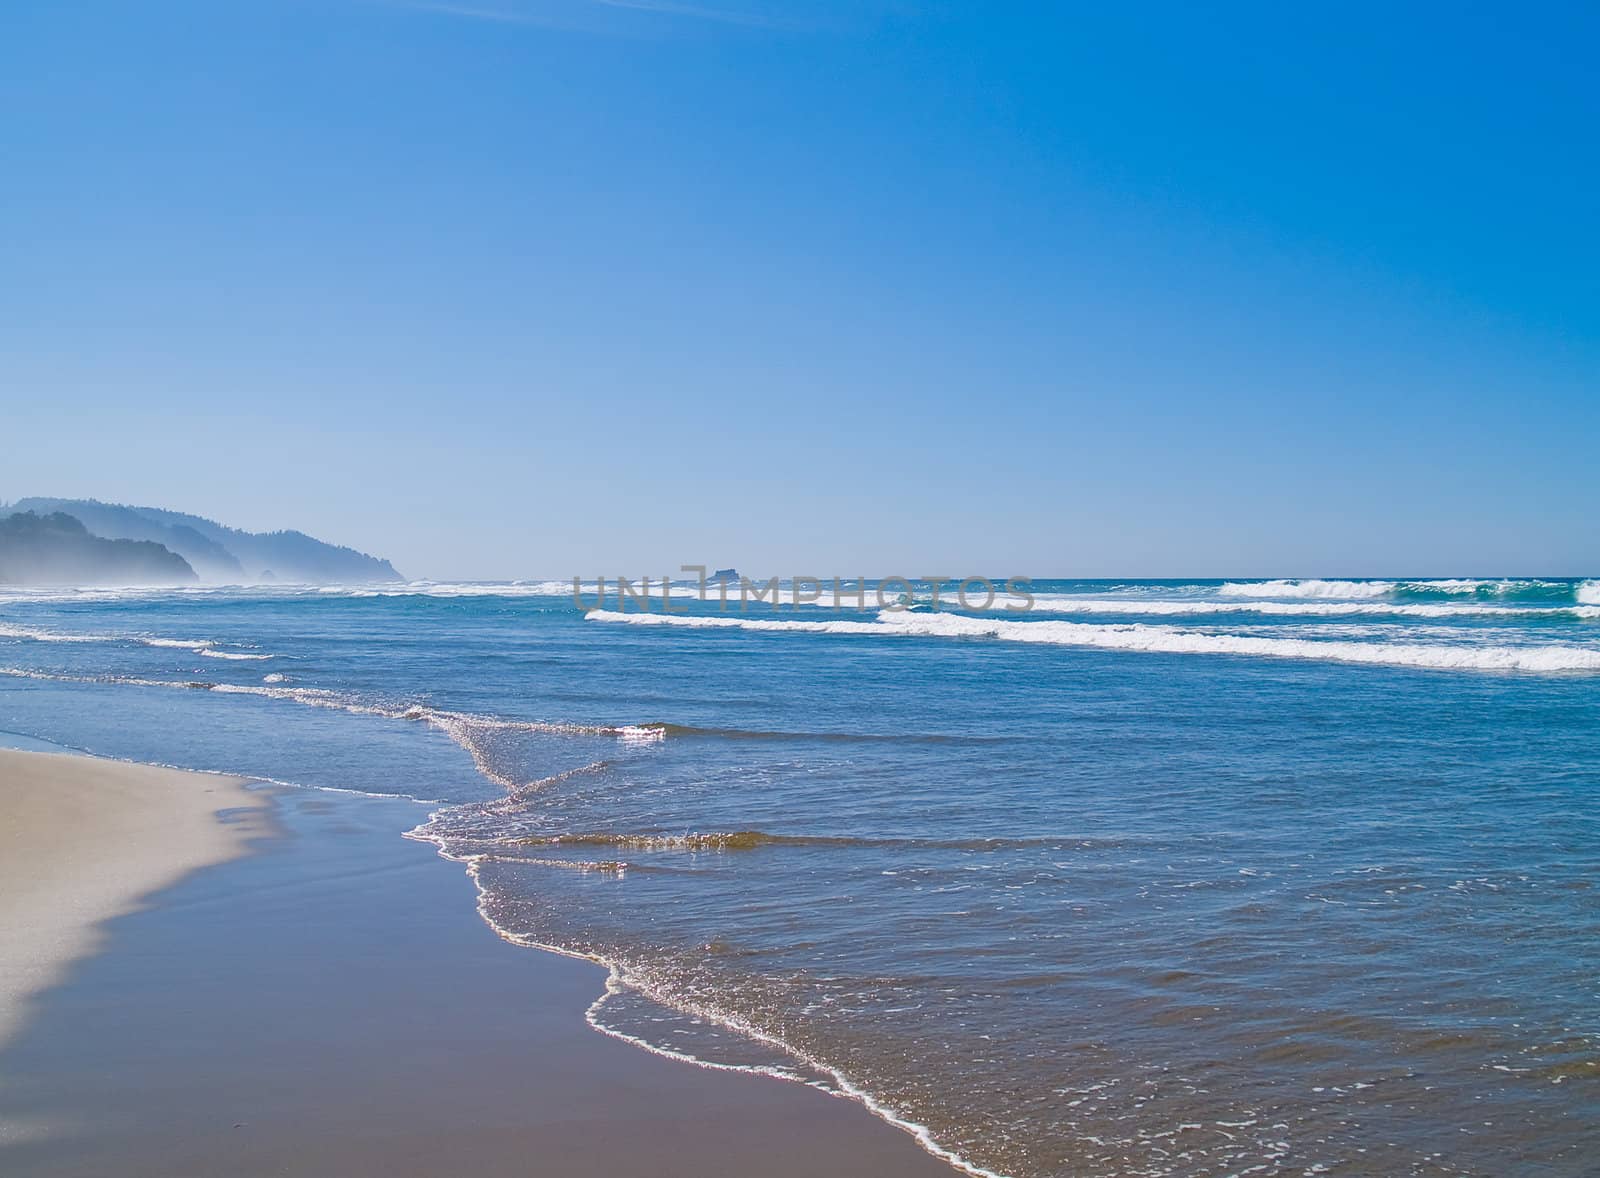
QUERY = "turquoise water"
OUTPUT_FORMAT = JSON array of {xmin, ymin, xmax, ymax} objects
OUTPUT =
[{"xmin": 2, "ymin": 578, "xmax": 1598, "ymax": 1175}]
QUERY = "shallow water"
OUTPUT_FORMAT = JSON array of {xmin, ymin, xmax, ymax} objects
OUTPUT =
[{"xmin": 2, "ymin": 578, "xmax": 1597, "ymax": 1175}]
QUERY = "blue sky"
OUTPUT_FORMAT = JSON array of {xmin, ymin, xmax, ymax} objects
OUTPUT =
[{"xmin": 2, "ymin": 1, "xmax": 1596, "ymax": 579}]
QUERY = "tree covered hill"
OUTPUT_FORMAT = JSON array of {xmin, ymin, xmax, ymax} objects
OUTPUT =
[
  {"xmin": 4, "ymin": 499, "xmax": 402, "ymax": 584},
  {"xmin": 0, "ymin": 512, "xmax": 198, "ymax": 586}
]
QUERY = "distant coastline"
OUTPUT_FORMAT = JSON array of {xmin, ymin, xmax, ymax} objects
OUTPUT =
[{"xmin": 0, "ymin": 498, "xmax": 401, "ymax": 586}]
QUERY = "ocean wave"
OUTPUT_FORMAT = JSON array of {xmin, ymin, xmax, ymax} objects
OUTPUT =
[
  {"xmin": 402, "ymin": 827, "xmax": 1006, "ymax": 1178},
  {"xmin": 585, "ymin": 609, "xmax": 1600, "ymax": 673},
  {"xmin": 416, "ymin": 708, "xmax": 638, "ymax": 790},
  {"xmin": 522, "ymin": 830, "xmax": 824, "ymax": 852},
  {"xmin": 515, "ymin": 830, "xmax": 1137, "ymax": 853},
  {"xmin": 1580, "ymin": 581, "xmax": 1600, "ymax": 606},
  {"xmin": 192, "ymin": 688, "xmax": 668, "ymax": 793},
  {"xmin": 0, "ymin": 622, "xmax": 262, "ymax": 655},
  {"xmin": 0, "ymin": 665, "xmax": 663, "ymax": 790},
  {"xmin": 1218, "ymin": 578, "xmax": 1584, "ymax": 602},
  {"xmin": 463, "ymin": 759, "xmax": 616, "ymax": 804},
  {"xmin": 0, "ymin": 584, "xmax": 351, "ymax": 605},
  {"xmin": 0, "ymin": 660, "xmax": 967, "ymax": 759},
  {"xmin": 640, "ymin": 722, "xmax": 1002, "ymax": 745},
  {"xmin": 330, "ymin": 580, "xmax": 587, "ymax": 598},
  {"xmin": 1218, "ymin": 579, "xmax": 1384, "ymax": 599},
  {"xmin": 328, "ymin": 580, "xmax": 711, "ymax": 601},
  {"xmin": 0, "ymin": 655, "xmax": 995, "ymax": 747},
  {"xmin": 1026, "ymin": 595, "xmax": 1600, "ymax": 620}
]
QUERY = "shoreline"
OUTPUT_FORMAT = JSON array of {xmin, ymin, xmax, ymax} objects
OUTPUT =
[
  {"xmin": 414, "ymin": 842, "xmax": 1001, "ymax": 1178},
  {"xmin": 0, "ymin": 746, "xmax": 959, "ymax": 1177}
]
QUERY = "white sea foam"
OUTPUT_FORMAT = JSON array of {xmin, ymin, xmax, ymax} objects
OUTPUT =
[
  {"xmin": 404, "ymin": 828, "xmax": 1006, "ymax": 1178},
  {"xmin": 623, "ymin": 584, "xmax": 1599, "ymax": 618},
  {"xmin": 0, "ymin": 584, "xmax": 334, "ymax": 605},
  {"xmin": 0, "ymin": 661, "xmax": 659, "ymax": 744},
  {"xmin": 0, "ymin": 623, "xmax": 226, "ymax": 653},
  {"xmin": 585, "ymin": 609, "xmax": 1600, "ymax": 673},
  {"xmin": 0, "ymin": 662, "xmax": 662, "ymax": 794},
  {"xmin": 1218, "ymin": 578, "xmax": 1573, "ymax": 600},
  {"xmin": 334, "ymin": 580, "xmax": 682, "ymax": 600},
  {"xmin": 1579, "ymin": 581, "xmax": 1600, "ymax": 606},
  {"xmin": 1219, "ymin": 580, "xmax": 1399, "ymax": 599},
  {"xmin": 0, "ymin": 622, "xmax": 284, "ymax": 658},
  {"xmin": 356, "ymin": 580, "xmax": 589, "ymax": 598},
  {"xmin": 1025, "ymin": 595, "xmax": 1600, "ymax": 620}
]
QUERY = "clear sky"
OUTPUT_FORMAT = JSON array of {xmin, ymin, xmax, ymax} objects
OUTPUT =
[{"xmin": 2, "ymin": 1, "xmax": 1596, "ymax": 580}]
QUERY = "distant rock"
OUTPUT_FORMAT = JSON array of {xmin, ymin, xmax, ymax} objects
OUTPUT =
[
  {"xmin": 5, "ymin": 498, "xmax": 402, "ymax": 584},
  {"xmin": 0, "ymin": 512, "xmax": 197, "ymax": 586}
]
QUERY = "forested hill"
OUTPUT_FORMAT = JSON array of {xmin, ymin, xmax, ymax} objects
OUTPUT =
[
  {"xmin": 4, "ymin": 499, "xmax": 402, "ymax": 584},
  {"xmin": 0, "ymin": 511, "xmax": 198, "ymax": 586}
]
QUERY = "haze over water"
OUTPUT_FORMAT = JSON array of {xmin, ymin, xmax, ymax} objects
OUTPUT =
[{"xmin": 2, "ymin": 577, "xmax": 1597, "ymax": 1176}]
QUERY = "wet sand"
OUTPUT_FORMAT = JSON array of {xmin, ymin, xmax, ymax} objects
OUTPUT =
[
  {"xmin": 0, "ymin": 749, "xmax": 268, "ymax": 1052},
  {"xmin": 0, "ymin": 751, "xmax": 957, "ymax": 1177}
]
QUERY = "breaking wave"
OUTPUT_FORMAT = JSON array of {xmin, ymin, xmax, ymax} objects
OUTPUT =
[
  {"xmin": 0, "ymin": 662, "xmax": 988, "ymax": 755},
  {"xmin": 0, "ymin": 622, "xmax": 269, "ymax": 657},
  {"xmin": 1026, "ymin": 595, "xmax": 1600, "ymax": 620},
  {"xmin": 1218, "ymin": 578, "xmax": 1586, "ymax": 602},
  {"xmin": 585, "ymin": 609, "xmax": 1600, "ymax": 673},
  {"xmin": 404, "ymin": 815, "xmax": 1009, "ymax": 1178},
  {"xmin": 513, "ymin": 830, "xmax": 1137, "ymax": 854},
  {"xmin": 0, "ymin": 664, "xmax": 664, "ymax": 791},
  {"xmin": 322, "ymin": 580, "xmax": 591, "ymax": 599}
]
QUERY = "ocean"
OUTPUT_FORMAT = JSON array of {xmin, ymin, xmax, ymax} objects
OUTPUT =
[{"xmin": 2, "ymin": 577, "xmax": 1597, "ymax": 1176}]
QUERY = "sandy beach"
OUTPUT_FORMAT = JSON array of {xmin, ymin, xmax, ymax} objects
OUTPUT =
[
  {"xmin": 0, "ymin": 746, "xmax": 957, "ymax": 1177},
  {"xmin": 0, "ymin": 749, "xmax": 268, "ymax": 1052}
]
